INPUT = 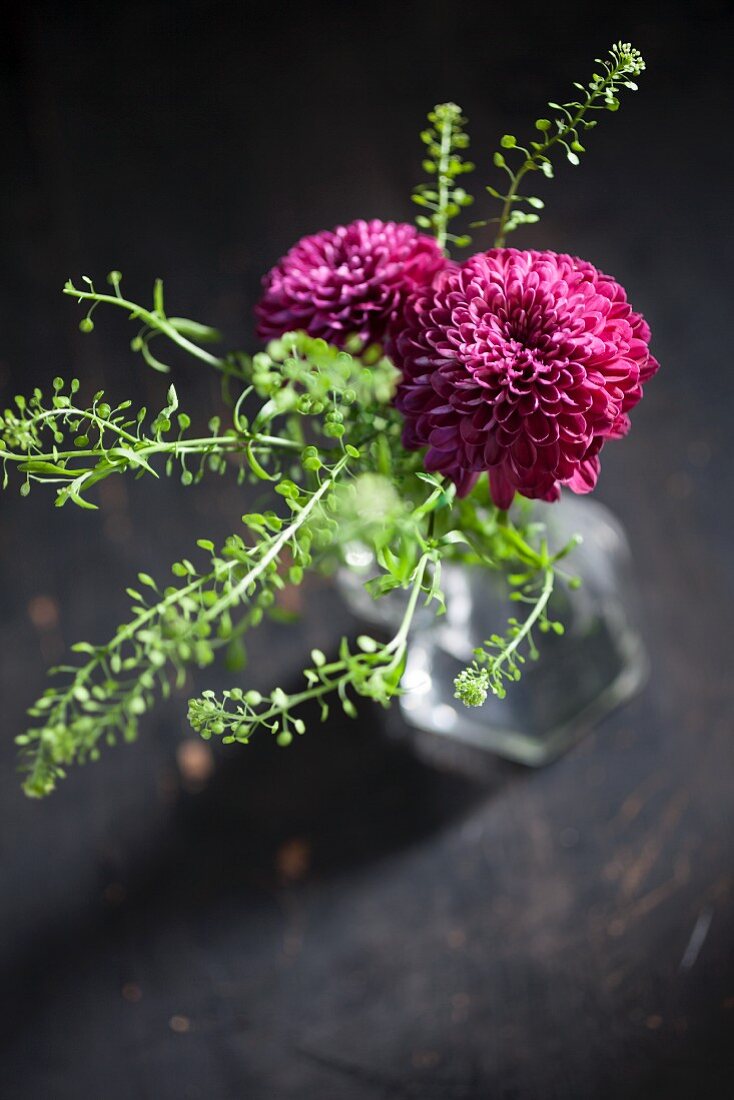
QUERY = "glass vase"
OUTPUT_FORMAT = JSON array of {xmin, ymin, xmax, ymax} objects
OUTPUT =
[{"xmin": 337, "ymin": 494, "xmax": 648, "ymax": 768}]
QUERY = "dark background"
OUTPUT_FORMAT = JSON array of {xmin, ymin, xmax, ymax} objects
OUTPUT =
[{"xmin": 1, "ymin": 2, "xmax": 733, "ymax": 1097}]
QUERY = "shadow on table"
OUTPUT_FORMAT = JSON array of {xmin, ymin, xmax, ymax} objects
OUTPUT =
[
  {"xmin": 1, "ymin": 696, "xmax": 525, "ymax": 1066},
  {"xmin": 155, "ymin": 696, "xmax": 522, "ymax": 897}
]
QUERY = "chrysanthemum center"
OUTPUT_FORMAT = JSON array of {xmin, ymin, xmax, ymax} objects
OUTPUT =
[{"xmin": 500, "ymin": 340, "xmax": 546, "ymax": 383}]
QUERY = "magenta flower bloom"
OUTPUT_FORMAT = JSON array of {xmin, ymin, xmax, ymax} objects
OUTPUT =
[
  {"xmin": 255, "ymin": 219, "xmax": 447, "ymax": 348},
  {"xmin": 393, "ymin": 248, "xmax": 659, "ymax": 507}
]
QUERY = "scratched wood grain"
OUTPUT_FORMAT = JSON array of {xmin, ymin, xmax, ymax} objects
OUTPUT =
[{"xmin": 1, "ymin": 3, "xmax": 733, "ymax": 1097}]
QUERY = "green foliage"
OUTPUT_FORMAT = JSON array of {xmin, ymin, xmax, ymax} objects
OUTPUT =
[
  {"xmin": 189, "ymin": 552, "xmax": 438, "ymax": 745},
  {"xmin": 64, "ymin": 271, "xmax": 244, "ymax": 379},
  {"xmin": 476, "ymin": 42, "xmax": 646, "ymax": 245},
  {"xmin": 412, "ymin": 102, "xmax": 475, "ymax": 253},
  {"xmin": 13, "ymin": 275, "xmax": 448, "ymax": 796},
  {"xmin": 19, "ymin": 452, "xmax": 352, "ymax": 796},
  {"xmin": 15, "ymin": 356, "xmax": 579, "ymax": 795},
  {"xmin": 189, "ymin": 477, "xmax": 582, "ymax": 755},
  {"xmin": 454, "ymin": 568, "xmax": 557, "ymax": 703},
  {"xmin": 248, "ymin": 331, "xmax": 399, "ymax": 434},
  {"xmin": 0, "ymin": 291, "xmax": 405, "ymax": 509},
  {"xmin": 453, "ymin": 529, "xmax": 580, "ymax": 703},
  {"xmin": 0, "ymin": 379, "xmax": 260, "ymax": 507}
]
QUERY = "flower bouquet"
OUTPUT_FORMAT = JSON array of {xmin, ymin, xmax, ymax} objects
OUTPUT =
[{"xmin": 2, "ymin": 43, "xmax": 658, "ymax": 797}]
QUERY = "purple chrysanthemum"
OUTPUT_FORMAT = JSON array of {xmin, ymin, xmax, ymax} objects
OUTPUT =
[
  {"xmin": 393, "ymin": 248, "xmax": 659, "ymax": 507},
  {"xmin": 255, "ymin": 219, "xmax": 447, "ymax": 348}
]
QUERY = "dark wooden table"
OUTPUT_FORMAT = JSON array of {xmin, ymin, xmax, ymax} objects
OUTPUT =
[{"xmin": 2, "ymin": 4, "xmax": 733, "ymax": 1097}]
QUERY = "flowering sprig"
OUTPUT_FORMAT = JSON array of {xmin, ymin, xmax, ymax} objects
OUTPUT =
[
  {"xmin": 412, "ymin": 102, "xmax": 474, "ymax": 253},
  {"xmin": 188, "ymin": 551, "xmax": 439, "ymax": 745},
  {"xmin": 0, "ymin": 379, "xmax": 288, "ymax": 507},
  {"xmin": 64, "ymin": 272, "xmax": 246, "ymax": 379},
  {"xmin": 477, "ymin": 42, "xmax": 646, "ymax": 245},
  {"xmin": 453, "ymin": 534, "xmax": 581, "ymax": 705},
  {"xmin": 18, "ymin": 450, "xmax": 355, "ymax": 797},
  {"xmin": 0, "ymin": 289, "xmax": 407, "ymax": 510}
]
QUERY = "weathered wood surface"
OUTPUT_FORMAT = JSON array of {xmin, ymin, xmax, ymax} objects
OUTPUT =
[{"xmin": 1, "ymin": 4, "xmax": 732, "ymax": 1097}]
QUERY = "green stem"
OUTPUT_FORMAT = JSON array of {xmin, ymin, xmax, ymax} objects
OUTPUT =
[
  {"xmin": 0, "ymin": 432, "xmax": 301, "ymax": 469},
  {"xmin": 63, "ymin": 286, "xmax": 227, "ymax": 371},
  {"xmin": 203, "ymin": 454, "xmax": 350, "ymax": 621},
  {"xmin": 497, "ymin": 522, "xmax": 545, "ymax": 568},
  {"xmin": 493, "ymin": 56, "xmax": 633, "ymax": 247},
  {"xmin": 389, "ymin": 553, "xmax": 430, "ymax": 652},
  {"xmin": 494, "ymin": 567, "xmax": 554, "ymax": 671},
  {"xmin": 494, "ymin": 172, "xmax": 527, "ymax": 248},
  {"xmin": 435, "ymin": 117, "xmax": 454, "ymax": 253},
  {"xmin": 32, "ymin": 406, "xmax": 141, "ymax": 446}
]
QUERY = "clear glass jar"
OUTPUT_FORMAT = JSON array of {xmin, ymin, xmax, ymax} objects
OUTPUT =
[{"xmin": 338, "ymin": 494, "xmax": 648, "ymax": 768}]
